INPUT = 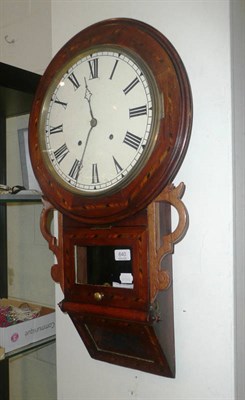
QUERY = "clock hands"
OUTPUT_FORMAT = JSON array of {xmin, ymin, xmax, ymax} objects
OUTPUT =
[
  {"xmin": 75, "ymin": 78, "xmax": 97, "ymax": 180},
  {"xmin": 84, "ymin": 77, "xmax": 97, "ymax": 126}
]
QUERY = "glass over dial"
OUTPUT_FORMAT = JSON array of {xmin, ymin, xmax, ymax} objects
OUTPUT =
[{"xmin": 40, "ymin": 47, "xmax": 160, "ymax": 196}]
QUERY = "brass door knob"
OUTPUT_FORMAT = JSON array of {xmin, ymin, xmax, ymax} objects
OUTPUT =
[{"xmin": 94, "ymin": 292, "xmax": 104, "ymax": 302}]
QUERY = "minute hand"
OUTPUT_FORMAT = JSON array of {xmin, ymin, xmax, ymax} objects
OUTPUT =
[{"xmin": 76, "ymin": 78, "xmax": 97, "ymax": 180}]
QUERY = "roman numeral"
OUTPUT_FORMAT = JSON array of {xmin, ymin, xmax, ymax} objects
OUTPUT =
[
  {"xmin": 54, "ymin": 143, "xmax": 69, "ymax": 164},
  {"xmin": 92, "ymin": 163, "xmax": 99, "ymax": 184},
  {"xmin": 123, "ymin": 132, "xmax": 142, "ymax": 150},
  {"xmin": 54, "ymin": 97, "xmax": 68, "ymax": 109},
  {"xmin": 113, "ymin": 156, "xmax": 123, "ymax": 174},
  {"xmin": 129, "ymin": 105, "xmax": 147, "ymax": 118},
  {"xmin": 68, "ymin": 72, "xmax": 80, "ymax": 90},
  {"xmin": 49, "ymin": 124, "xmax": 63, "ymax": 134},
  {"xmin": 88, "ymin": 58, "xmax": 98, "ymax": 79},
  {"xmin": 69, "ymin": 159, "xmax": 80, "ymax": 179},
  {"xmin": 109, "ymin": 60, "xmax": 119, "ymax": 80},
  {"xmin": 123, "ymin": 77, "xmax": 139, "ymax": 95}
]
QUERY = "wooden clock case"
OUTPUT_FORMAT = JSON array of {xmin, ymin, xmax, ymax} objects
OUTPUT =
[
  {"xmin": 29, "ymin": 18, "xmax": 192, "ymax": 377},
  {"xmin": 41, "ymin": 183, "xmax": 188, "ymax": 377}
]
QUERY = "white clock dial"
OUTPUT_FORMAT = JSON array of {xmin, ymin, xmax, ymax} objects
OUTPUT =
[{"xmin": 40, "ymin": 47, "xmax": 160, "ymax": 195}]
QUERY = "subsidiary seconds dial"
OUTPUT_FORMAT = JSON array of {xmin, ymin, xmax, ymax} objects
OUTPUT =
[{"xmin": 40, "ymin": 47, "xmax": 160, "ymax": 196}]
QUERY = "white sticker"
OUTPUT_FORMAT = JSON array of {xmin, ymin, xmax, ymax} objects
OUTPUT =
[
  {"xmin": 114, "ymin": 249, "xmax": 131, "ymax": 261},
  {"xmin": 113, "ymin": 282, "xmax": 134, "ymax": 289},
  {"xmin": 120, "ymin": 273, "xmax": 133, "ymax": 284}
]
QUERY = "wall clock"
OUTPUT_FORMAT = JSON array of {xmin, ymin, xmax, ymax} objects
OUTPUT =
[{"xmin": 29, "ymin": 18, "xmax": 192, "ymax": 377}]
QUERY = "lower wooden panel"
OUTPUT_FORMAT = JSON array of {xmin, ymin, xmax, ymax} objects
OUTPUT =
[{"xmin": 69, "ymin": 313, "xmax": 175, "ymax": 377}]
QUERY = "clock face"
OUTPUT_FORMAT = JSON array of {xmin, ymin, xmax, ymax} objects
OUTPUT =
[
  {"xmin": 40, "ymin": 47, "xmax": 160, "ymax": 196},
  {"xmin": 30, "ymin": 18, "xmax": 192, "ymax": 223}
]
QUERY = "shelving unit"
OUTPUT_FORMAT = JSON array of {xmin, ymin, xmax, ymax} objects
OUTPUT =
[
  {"xmin": 0, "ymin": 193, "xmax": 42, "ymax": 202},
  {"xmin": 0, "ymin": 62, "xmax": 54, "ymax": 400},
  {"xmin": 0, "ymin": 336, "xmax": 56, "ymax": 361}
]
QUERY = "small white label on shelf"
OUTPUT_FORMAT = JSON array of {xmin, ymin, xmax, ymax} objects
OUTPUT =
[{"xmin": 114, "ymin": 249, "xmax": 131, "ymax": 261}]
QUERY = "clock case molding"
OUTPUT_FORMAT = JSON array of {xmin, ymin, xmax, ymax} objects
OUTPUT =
[{"xmin": 29, "ymin": 18, "xmax": 192, "ymax": 377}]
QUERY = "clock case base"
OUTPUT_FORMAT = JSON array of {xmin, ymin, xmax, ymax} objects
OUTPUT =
[
  {"xmin": 41, "ymin": 183, "xmax": 188, "ymax": 377},
  {"xmin": 63, "ymin": 306, "xmax": 175, "ymax": 377}
]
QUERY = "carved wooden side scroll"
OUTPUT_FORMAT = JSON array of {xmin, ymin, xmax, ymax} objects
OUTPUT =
[
  {"xmin": 40, "ymin": 198, "xmax": 64, "ymax": 291},
  {"xmin": 148, "ymin": 182, "xmax": 189, "ymax": 303}
]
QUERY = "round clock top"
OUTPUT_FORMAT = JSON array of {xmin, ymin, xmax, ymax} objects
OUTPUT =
[{"xmin": 29, "ymin": 18, "xmax": 192, "ymax": 224}]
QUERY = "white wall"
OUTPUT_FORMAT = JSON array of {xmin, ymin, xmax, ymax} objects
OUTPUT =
[
  {"xmin": 231, "ymin": 1, "xmax": 245, "ymax": 399},
  {"xmin": 0, "ymin": 0, "xmax": 52, "ymax": 73},
  {"xmin": 52, "ymin": 1, "xmax": 238, "ymax": 400}
]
